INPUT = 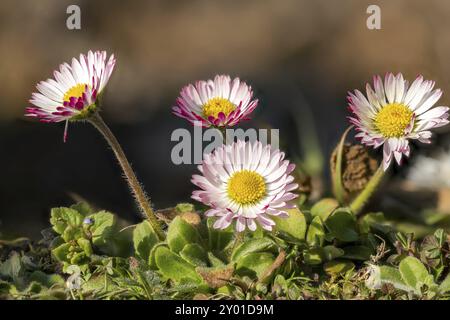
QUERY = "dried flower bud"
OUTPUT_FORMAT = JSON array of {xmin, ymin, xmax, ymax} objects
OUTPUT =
[
  {"xmin": 331, "ymin": 143, "xmax": 378, "ymax": 195},
  {"xmin": 180, "ymin": 212, "xmax": 201, "ymax": 226},
  {"xmin": 196, "ymin": 266, "xmax": 234, "ymax": 288}
]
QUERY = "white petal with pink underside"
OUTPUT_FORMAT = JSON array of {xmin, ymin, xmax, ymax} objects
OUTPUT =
[
  {"xmin": 26, "ymin": 50, "xmax": 116, "ymax": 124},
  {"xmin": 348, "ymin": 73, "xmax": 449, "ymax": 170},
  {"xmin": 172, "ymin": 75, "xmax": 258, "ymax": 127},
  {"xmin": 192, "ymin": 140, "xmax": 298, "ymax": 232}
]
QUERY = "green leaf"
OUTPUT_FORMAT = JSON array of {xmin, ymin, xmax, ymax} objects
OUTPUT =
[
  {"xmin": 70, "ymin": 202, "xmax": 93, "ymax": 216},
  {"xmin": 77, "ymin": 238, "xmax": 93, "ymax": 257},
  {"xmin": 399, "ymin": 256, "xmax": 435, "ymax": 294},
  {"xmin": 207, "ymin": 218, "xmax": 233, "ymax": 252},
  {"xmin": 149, "ymin": 243, "xmax": 168, "ymax": 269},
  {"xmin": 322, "ymin": 246, "xmax": 345, "ymax": 261},
  {"xmin": 235, "ymin": 252, "xmax": 275, "ymax": 279},
  {"xmin": 303, "ymin": 248, "xmax": 323, "ymax": 265},
  {"xmin": 133, "ymin": 220, "xmax": 159, "ymax": 261},
  {"xmin": 366, "ymin": 265, "xmax": 411, "ymax": 292},
  {"xmin": 231, "ymin": 238, "xmax": 275, "ymax": 262},
  {"xmin": 154, "ymin": 246, "xmax": 202, "ymax": 283},
  {"xmin": 89, "ymin": 211, "xmax": 116, "ymax": 247},
  {"xmin": 0, "ymin": 252, "xmax": 23, "ymax": 284},
  {"xmin": 310, "ymin": 198, "xmax": 338, "ymax": 221},
  {"xmin": 70, "ymin": 252, "xmax": 88, "ymax": 265},
  {"xmin": 324, "ymin": 260, "xmax": 354, "ymax": 275},
  {"xmin": 51, "ymin": 243, "xmax": 71, "ymax": 262},
  {"xmin": 331, "ymin": 127, "xmax": 352, "ymax": 203},
  {"xmin": 179, "ymin": 244, "xmax": 208, "ymax": 267},
  {"xmin": 167, "ymin": 216, "xmax": 200, "ymax": 253},
  {"xmin": 325, "ymin": 208, "xmax": 358, "ymax": 242},
  {"xmin": 24, "ymin": 281, "xmax": 44, "ymax": 294},
  {"xmin": 306, "ymin": 216, "xmax": 325, "ymax": 247},
  {"xmin": 439, "ymin": 273, "xmax": 450, "ymax": 294},
  {"xmin": 358, "ymin": 212, "xmax": 392, "ymax": 235},
  {"xmin": 29, "ymin": 271, "xmax": 64, "ymax": 288},
  {"xmin": 273, "ymin": 208, "xmax": 307, "ymax": 240},
  {"xmin": 50, "ymin": 207, "xmax": 83, "ymax": 236},
  {"xmin": 342, "ymin": 246, "xmax": 372, "ymax": 261},
  {"xmin": 82, "ymin": 275, "xmax": 107, "ymax": 292},
  {"xmin": 207, "ymin": 252, "xmax": 226, "ymax": 267},
  {"xmin": 109, "ymin": 227, "xmax": 134, "ymax": 257},
  {"xmin": 62, "ymin": 226, "xmax": 84, "ymax": 242},
  {"xmin": 434, "ymin": 229, "xmax": 447, "ymax": 247},
  {"xmin": 175, "ymin": 203, "xmax": 195, "ymax": 213}
]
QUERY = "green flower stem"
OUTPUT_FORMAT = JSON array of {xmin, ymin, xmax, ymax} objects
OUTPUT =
[
  {"xmin": 332, "ymin": 126, "xmax": 353, "ymax": 204},
  {"xmin": 88, "ymin": 112, "xmax": 165, "ymax": 240},
  {"xmin": 349, "ymin": 164, "xmax": 386, "ymax": 216},
  {"xmin": 232, "ymin": 231, "xmax": 245, "ymax": 251}
]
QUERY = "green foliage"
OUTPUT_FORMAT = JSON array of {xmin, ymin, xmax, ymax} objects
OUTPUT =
[
  {"xmin": 342, "ymin": 246, "xmax": 372, "ymax": 260},
  {"xmin": 325, "ymin": 208, "xmax": 359, "ymax": 242},
  {"xmin": 323, "ymin": 260, "xmax": 355, "ymax": 275},
  {"xmin": 272, "ymin": 208, "xmax": 307, "ymax": 240},
  {"xmin": 166, "ymin": 216, "xmax": 201, "ymax": 253},
  {"xmin": 1, "ymin": 202, "xmax": 449, "ymax": 300},
  {"xmin": 48, "ymin": 203, "xmax": 132, "ymax": 272},
  {"xmin": 235, "ymin": 252, "xmax": 275, "ymax": 278},
  {"xmin": 310, "ymin": 198, "xmax": 339, "ymax": 221},
  {"xmin": 0, "ymin": 251, "xmax": 66, "ymax": 299},
  {"xmin": 306, "ymin": 216, "xmax": 325, "ymax": 247},
  {"xmin": 399, "ymin": 256, "xmax": 435, "ymax": 293},
  {"xmin": 154, "ymin": 246, "xmax": 202, "ymax": 284},
  {"xmin": 231, "ymin": 238, "xmax": 275, "ymax": 261},
  {"xmin": 133, "ymin": 220, "xmax": 159, "ymax": 262},
  {"xmin": 179, "ymin": 244, "xmax": 208, "ymax": 267},
  {"xmin": 207, "ymin": 218, "xmax": 233, "ymax": 252},
  {"xmin": 366, "ymin": 229, "xmax": 450, "ymax": 298}
]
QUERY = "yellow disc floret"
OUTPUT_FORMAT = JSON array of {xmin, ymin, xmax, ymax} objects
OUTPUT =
[
  {"xmin": 203, "ymin": 98, "xmax": 236, "ymax": 119},
  {"xmin": 374, "ymin": 103, "xmax": 413, "ymax": 138},
  {"xmin": 227, "ymin": 170, "xmax": 266, "ymax": 206},
  {"xmin": 63, "ymin": 83, "xmax": 88, "ymax": 102}
]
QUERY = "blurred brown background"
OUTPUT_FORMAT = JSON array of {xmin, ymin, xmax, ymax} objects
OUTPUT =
[{"xmin": 1, "ymin": 0, "xmax": 450, "ymax": 238}]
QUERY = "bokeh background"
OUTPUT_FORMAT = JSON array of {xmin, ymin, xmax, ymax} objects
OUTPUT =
[{"xmin": 1, "ymin": 0, "xmax": 450, "ymax": 238}]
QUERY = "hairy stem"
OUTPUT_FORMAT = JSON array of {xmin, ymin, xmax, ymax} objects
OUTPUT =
[
  {"xmin": 350, "ymin": 164, "xmax": 386, "ymax": 216},
  {"xmin": 232, "ymin": 231, "xmax": 245, "ymax": 251},
  {"xmin": 89, "ymin": 112, "xmax": 165, "ymax": 240}
]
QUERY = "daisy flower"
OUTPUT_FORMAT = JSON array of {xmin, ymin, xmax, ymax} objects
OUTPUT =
[
  {"xmin": 172, "ymin": 74, "xmax": 259, "ymax": 127},
  {"xmin": 348, "ymin": 73, "xmax": 449, "ymax": 170},
  {"xmin": 191, "ymin": 140, "xmax": 298, "ymax": 232},
  {"xmin": 25, "ymin": 50, "xmax": 116, "ymax": 141}
]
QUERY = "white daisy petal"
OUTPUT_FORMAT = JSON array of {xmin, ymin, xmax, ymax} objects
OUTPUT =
[
  {"xmin": 172, "ymin": 75, "xmax": 258, "ymax": 127},
  {"xmin": 26, "ymin": 50, "xmax": 115, "ymax": 128},
  {"xmin": 192, "ymin": 141, "xmax": 297, "ymax": 232},
  {"xmin": 348, "ymin": 73, "xmax": 448, "ymax": 170}
]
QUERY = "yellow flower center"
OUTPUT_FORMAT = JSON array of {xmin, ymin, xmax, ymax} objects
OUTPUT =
[
  {"xmin": 374, "ymin": 103, "xmax": 413, "ymax": 138},
  {"xmin": 227, "ymin": 170, "xmax": 266, "ymax": 206},
  {"xmin": 63, "ymin": 83, "xmax": 88, "ymax": 102},
  {"xmin": 202, "ymin": 98, "xmax": 236, "ymax": 119}
]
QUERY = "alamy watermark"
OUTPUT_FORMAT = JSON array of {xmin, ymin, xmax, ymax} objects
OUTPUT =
[
  {"xmin": 366, "ymin": 5, "xmax": 381, "ymax": 30},
  {"xmin": 66, "ymin": 5, "xmax": 81, "ymax": 30}
]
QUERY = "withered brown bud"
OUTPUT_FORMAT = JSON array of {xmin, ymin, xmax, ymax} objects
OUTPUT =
[
  {"xmin": 331, "ymin": 143, "xmax": 378, "ymax": 195},
  {"xmin": 180, "ymin": 212, "xmax": 202, "ymax": 226},
  {"xmin": 196, "ymin": 266, "xmax": 234, "ymax": 288},
  {"xmin": 128, "ymin": 257, "xmax": 140, "ymax": 271}
]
